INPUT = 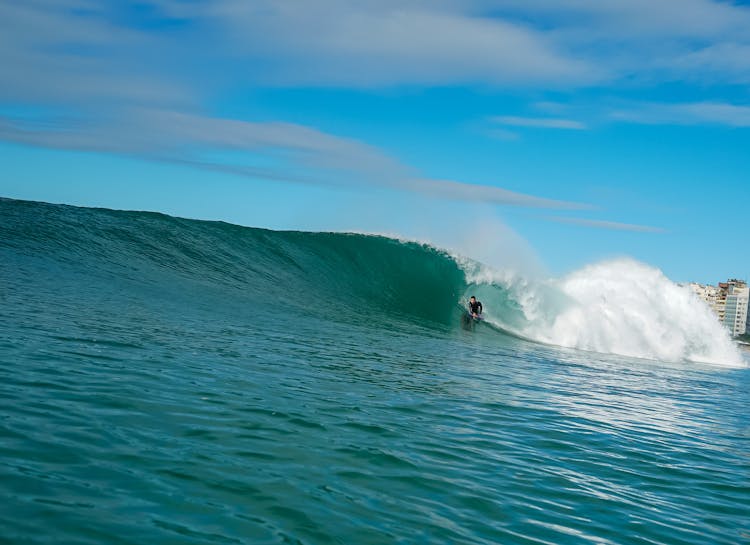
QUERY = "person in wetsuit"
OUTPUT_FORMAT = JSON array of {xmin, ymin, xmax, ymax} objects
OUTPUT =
[{"xmin": 468, "ymin": 296, "xmax": 483, "ymax": 318}]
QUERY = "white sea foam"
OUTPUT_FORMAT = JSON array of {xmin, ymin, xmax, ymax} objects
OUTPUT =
[{"xmin": 463, "ymin": 257, "xmax": 745, "ymax": 368}]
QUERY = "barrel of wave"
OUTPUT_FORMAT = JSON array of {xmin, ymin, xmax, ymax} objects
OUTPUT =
[{"xmin": 464, "ymin": 258, "xmax": 744, "ymax": 367}]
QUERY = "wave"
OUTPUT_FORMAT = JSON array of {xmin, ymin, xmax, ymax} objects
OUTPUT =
[
  {"xmin": 1, "ymin": 197, "xmax": 744, "ymax": 367},
  {"xmin": 0, "ymin": 198, "xmax": 467, "ymax": 329}
]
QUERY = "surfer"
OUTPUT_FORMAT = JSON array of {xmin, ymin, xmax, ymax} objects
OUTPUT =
[{"xmin": 468, "ymin": 296, "xmax": 483, "ymax": 319}]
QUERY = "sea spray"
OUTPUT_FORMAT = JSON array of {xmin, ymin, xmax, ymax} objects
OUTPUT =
[{"xmin": 462, "ymin": 257, "xmax": 744, "ymax": 367}]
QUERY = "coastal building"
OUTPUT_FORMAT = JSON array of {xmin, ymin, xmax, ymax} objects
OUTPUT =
[
  {"xmin": 723, "ymin": 282, "xmax": 749, "ymax": 337},
  {"xmin": 690, "ymin": 282, "xmax": 726, "ymax": 314},
  {"xmin": 716, "ymin": 282, "xmax": 728, "ymax": 323},
  {"xmin": 688, "ymin": 279, "xmax": 749, "ymax": 337},
  {"xmin": 689, "ymin": 282, "xmax": 719, "ymax": 310}
]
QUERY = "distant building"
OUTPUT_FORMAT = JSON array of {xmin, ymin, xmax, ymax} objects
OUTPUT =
[
  {"xmin": 689, "ymin": 279, "xmax": 749, "ymax": 337},
  {"xmin": 723, "ymin": 282, "xmax": 749, "ymax": 337},
  {"xmin": 689, "ymin": 282, "xmax": 722, "ymax": 316},
  {"xmin": 689, "ymin": 282, "xmax": 717, "ymax": 304},
  {"xmin": 716, "ymin": 282, "xmax": 728, "ymax": 323}
]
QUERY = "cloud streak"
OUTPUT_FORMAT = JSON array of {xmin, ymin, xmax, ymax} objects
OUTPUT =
[
  {"xmin": 510, "ymin": 99, "xmax": 750, "ymax": 130},
  {"xmin": 548, "ymin": 216, "xmax": 666, "ymax": 233},
  {"xmin": 1, "ymin": 0, "xmax": 744, "ymax": 230},
  {"xmin": 0, "ymin": 109, "xmax": 588, "ymax": 210},
  {"xmin": 0, "ymin": 1, "xmax": 605, "ymax": 211},
  {"xmin": 492, "ymin": 116, "xmax": 587, "ymax": 130},
  {"xmin": 610, "ymin": 101, "xmax": 750, "ymax": 127}
]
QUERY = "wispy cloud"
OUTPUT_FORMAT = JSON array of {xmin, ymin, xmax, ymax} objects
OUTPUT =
[
  {"xmin": 0, "ymin": 1, "xmax": 605, "ymax": 210},
  {"xmin": 548, "ymin": 216, "xmax": 666, "ymax": 233},
  {"xmin": 207, "ymin": 3, "xmax": 599, "ymax": 88},
  {"xmin": 0, "ymin": 109, "xmax": 588, "ymax": 209},
  {"xmin": 492, "ymin": 116, "xmax": 587, "ymax": 130},
  {"xmin": 610, "ymin": 101, "xmax": 750, "ymax": 127},
  {"xmin": 508, "ymin": 99, "xmax": 750, "ymax": 130},
  {"xmin": 408, "ymin": 178, "xmax": 587, "ymax": 209},
  {"xmin": 3, "ymin": 0, "xmax": 750, "ymax": 102},
  {"xmin": 0, "ymin": 2, "xmax": 191, "ymax": 107},
  {"xmin": 1, "ymin": 0, "xmax": 746, "ymax": 221}
]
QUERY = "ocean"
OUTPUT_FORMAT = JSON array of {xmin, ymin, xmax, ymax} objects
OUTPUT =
[{"xmin": 1, "ymin": 197, "xmax": 748, "ymax": 545}]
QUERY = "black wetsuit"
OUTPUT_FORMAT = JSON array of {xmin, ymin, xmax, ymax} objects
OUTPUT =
[{"xmin": 468, "ymin": 300, "xmax": 482, "ymax": 316}]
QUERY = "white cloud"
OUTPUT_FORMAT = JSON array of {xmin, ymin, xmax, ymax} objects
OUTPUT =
[
  {"xmin": 0, "ymin": 2, "xmax": 191, "ymax": 107},
  {"xmin": 195, "ymin": 0, "xmax": 750, "ymax": 87},
  {"xmin": 203, "ymin": 2, "xmax": 599, "ymax": 87},
  {"xmin": 0, "ymin": 1, "xmax": 600, "ymax": 95},
  {"xmin": 4, "ymin": 0, "xmax": 750, "ymax": 103}
]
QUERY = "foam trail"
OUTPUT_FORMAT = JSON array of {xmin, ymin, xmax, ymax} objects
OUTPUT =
[{"xmin": 464, "ymin": 257, "xmax": 745, "ymax": 367}]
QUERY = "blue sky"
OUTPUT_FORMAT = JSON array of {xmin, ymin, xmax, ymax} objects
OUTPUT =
[{"xmin": 1, "ymin": 0, "xmax": 749, "ymax": 283}]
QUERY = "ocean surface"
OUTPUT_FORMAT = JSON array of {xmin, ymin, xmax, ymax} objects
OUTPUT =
[{"xmin": 1, "ymin": 197, "xmax": 748, "ymax": 545}]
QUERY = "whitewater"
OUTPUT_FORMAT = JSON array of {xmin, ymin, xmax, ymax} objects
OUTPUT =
[
  {"xmin": 1, "ymin": 197, "xmax": 748, "ymax": 545},
  {"xmin": 459, "ymin": 257, "xmax": 743, "ymax": 367}
]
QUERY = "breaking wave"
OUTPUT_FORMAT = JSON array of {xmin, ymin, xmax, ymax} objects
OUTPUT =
[
  {"xmin": 462, "ymin": 258, "xmax": 743, "ymax": 367},
  {"xmin": 1, "ymin": 197, "xmax": 744, "ymax": 367}
]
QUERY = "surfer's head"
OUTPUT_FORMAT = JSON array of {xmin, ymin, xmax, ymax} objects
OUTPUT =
[{"xmin": 469, "ymin": 296, "xmax": 476, "ymax": 302}]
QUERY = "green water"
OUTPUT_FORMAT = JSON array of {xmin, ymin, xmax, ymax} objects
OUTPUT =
[{"xmin": 1, "ymin": 198, "xmax": 748, "ymax": 544}]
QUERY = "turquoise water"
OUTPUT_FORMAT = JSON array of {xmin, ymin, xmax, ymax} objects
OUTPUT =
[{"xmin": 1, "ymin": 198, "xmax": 749, "ymax": 545}]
